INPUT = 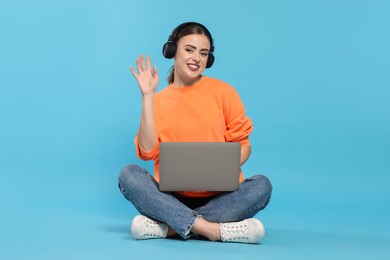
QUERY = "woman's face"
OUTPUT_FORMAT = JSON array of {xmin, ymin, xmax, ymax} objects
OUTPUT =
[{"xmin": 173, "ymin": 33, "xmax": 211, "ymax": 86}]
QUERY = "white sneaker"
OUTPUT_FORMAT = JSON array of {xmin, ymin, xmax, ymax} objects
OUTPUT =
[
  {"xmin": 130, "ymin": 215, "xmax": 168, "ymax": 240},
  {"xmin": 220, "ymin": 218, "xmax": 265, "ymax": 244}
]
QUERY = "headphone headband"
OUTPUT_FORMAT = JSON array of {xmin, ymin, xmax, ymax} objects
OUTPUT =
[{"xmin": 167, "ymin": 22, "xmax": 214, "ymax": 53}]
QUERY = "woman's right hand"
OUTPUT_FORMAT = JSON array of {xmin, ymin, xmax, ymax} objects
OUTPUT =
[{"xmin": 130, "ymin": 55, "xmax": 159, "ymax": 96}]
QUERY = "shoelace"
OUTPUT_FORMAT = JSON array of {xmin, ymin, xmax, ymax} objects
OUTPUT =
[
  {"xmin": 141, "ymin": 218, "xmax": 165, "ymax": 238},
  {"xmin": 222, "ymin": 224, "xmax": 249, "ymax": 240}
]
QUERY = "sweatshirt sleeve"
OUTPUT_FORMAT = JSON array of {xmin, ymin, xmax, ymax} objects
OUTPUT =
[
  {"xmin": 223, "ymin": 85, "xmax": 253, "ymax": 146},
  {"xmin": 134, "ymin": 134, "xmax": 160, "ymax": 161}
]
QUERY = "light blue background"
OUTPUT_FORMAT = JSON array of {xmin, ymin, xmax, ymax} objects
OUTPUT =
[{"xmin": 1, "ymin": 0, "xmax": 389, "ymax": 259}]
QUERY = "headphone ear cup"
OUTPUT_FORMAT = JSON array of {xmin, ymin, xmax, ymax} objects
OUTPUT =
[
  {"xmin": 206, "ymin": 53, "xmax": 215, "ymax": 68},
  {"xmin": 162, "ymin": 42, "xmax": 176, "ymax": 59}
]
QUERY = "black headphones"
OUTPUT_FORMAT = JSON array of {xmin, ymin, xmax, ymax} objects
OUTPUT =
[{"xmin": 162, "ymin": 22, "xmax": 215, "ymax": 68}]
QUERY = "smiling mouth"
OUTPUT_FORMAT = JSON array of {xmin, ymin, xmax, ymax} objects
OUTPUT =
[{"xmin": 187, "ymin": 64, "xmax": 200, "ymax": 71}]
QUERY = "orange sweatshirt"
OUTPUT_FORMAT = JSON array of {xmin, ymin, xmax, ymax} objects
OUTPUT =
[{"xmin": 134, "ymin": 76, "xmax": 253, "ymax": 197}]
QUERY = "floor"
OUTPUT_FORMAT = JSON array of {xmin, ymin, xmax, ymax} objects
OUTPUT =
[{"xmin": 2, "ymin": 167, "xmax": 389, "ymax": 260}]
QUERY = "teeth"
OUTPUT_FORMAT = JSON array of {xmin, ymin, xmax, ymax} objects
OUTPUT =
[{"xmin": 188, "ymin": 64, "xmax": 199, "ymax": 69}]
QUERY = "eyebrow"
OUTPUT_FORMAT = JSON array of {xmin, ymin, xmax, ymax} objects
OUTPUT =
[{"xmin": 184, "ymin": 44, "xmax": 210, "ymax": 52}]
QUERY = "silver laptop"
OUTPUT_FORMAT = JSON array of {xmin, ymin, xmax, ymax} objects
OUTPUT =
[{"xmin": 159, "ymin": 142, "xmax": 241, "ymax": 191}]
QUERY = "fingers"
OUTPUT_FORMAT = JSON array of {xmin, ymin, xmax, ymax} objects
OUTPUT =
[
  {"xmin": 132, "ymin": 54, "xmax": 156, "ymax": 76},
  {"xmin": 136, "ymin": 57, "xmax": 142, "ymax": 73},
  {"xmin": 130, "ymin": 66, "xmax": 138, "ymax": 79},
  {"xmin": 140, "ymin": 55, "xmax": 146, "ymax": 71},
  {"xmin": 153, "ymin": 66, "xmax": 159, "ymax": 80},
  {"xmin": 146, "ymin": 56, "xmax": 152, "ymax": 72}
]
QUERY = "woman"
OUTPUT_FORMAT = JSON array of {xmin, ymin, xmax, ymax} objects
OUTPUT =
[{"xmin": 118, "ymin": 22, "xmax": 272, "ymax": 243}]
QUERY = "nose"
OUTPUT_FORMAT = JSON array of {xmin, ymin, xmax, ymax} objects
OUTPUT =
[{"xmin": 192, "ymin": 52, "xmax": 200, "ymax": 63}]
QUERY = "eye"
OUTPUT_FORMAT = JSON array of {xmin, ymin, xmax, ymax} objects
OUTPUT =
[
  {"xmin": 201, "ymin": 52, "xmax": 209, "ymax": 57},
  {"xmin": 185, "ymin": 48, "xmax": 193, "ymax": 53}
]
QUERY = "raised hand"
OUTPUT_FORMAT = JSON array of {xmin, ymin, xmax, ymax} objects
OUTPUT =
[{"xmin": 130, "ymin": 55, "xmax": 159, "ymax": 96}]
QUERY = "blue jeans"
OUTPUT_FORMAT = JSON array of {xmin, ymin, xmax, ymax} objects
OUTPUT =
[{"xmin": 118, "ymin": 164, "xmax": 272, "ymax": 239}]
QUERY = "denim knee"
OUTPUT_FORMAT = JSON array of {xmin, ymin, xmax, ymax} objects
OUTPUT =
[
  {"xmin": 118, "ymin": 164, "xmax": 149, "ymax": 199},
  {"xmin": 119, "ymin": 164, "xmax": 144, "ymax": 185},
  {"xmin": 247, "ymin": 174, "xmax": 273, "ymax": 208},
  {"xmin": 252, "ymin": 174, "xmax": 272, "ymax": 193}
]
